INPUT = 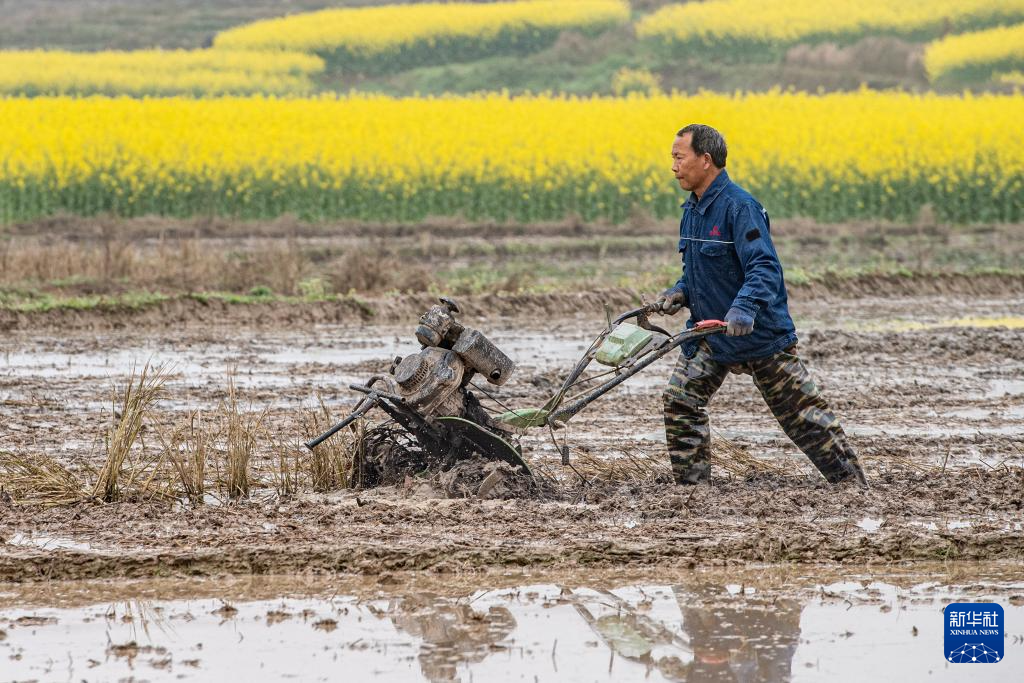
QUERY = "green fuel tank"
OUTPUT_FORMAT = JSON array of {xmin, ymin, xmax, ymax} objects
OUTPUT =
[{"xmin": 595, "ymin": 322, "xmax": 653, "ymax": 367}]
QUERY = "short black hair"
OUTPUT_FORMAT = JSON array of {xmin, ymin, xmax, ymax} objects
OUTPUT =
[{"xmin": 676, "ymin": 124, "xmax": 727, "ymax": 168}]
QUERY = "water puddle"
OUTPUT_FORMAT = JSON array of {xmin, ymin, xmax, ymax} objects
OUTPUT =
[
  {"xmin": 855, "ymin": 519, "xmax": 986, "ymax": 534},
  {"xmin": 942, "ymin": 405, "xmax": 1024, "ymax": 421},
  {"xmin": 989, "ymin": 378, "xmax": 1024, "ymax": 398},
  {"xmin": 848, "ymin": 423, "xmax": 1024, "ymax": 438},
  {"xmin": 0, "ymin": 565, "xmax": 1020, "ymax": 681},
  {"xmin": 5, "ymin": 533, "xmax": 95, "ymax": 553},
  {"xmin": 0, "ymin": 326, "xmax": 674, "ymax": 411},
  {"xmin": 0, "ymin": 327, "xmax": 593, "ymax": 385},
  {"xmin": 855, "ymin": 517, "xmax": 883, "ymax": 533}
]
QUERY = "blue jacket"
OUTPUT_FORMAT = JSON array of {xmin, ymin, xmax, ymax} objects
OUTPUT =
[{"xmin": 669, "ymin": 169, "xmax": 797, "ymax": 364}]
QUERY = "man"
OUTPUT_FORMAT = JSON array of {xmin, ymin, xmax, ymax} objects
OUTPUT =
[{"xmin": 656, "ymin": 124, "xmax": 867, "ymax": 487}]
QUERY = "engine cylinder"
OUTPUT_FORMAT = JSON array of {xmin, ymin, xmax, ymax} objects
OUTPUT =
[
  {"xmin": 392, "ymin": 347, "xmax": 465, "ymax": 416},
  {"xmin": 453, "ymin": 329, "xmax": 515, "ymax": 386}
]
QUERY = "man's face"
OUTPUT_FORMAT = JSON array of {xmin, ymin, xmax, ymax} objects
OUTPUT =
[{"xmin": 671, "ymin": 133, "xmax": 712, "ymax": 192}]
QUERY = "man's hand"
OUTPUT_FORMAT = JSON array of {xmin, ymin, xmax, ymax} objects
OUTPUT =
[
  {"xmin": 724, "ymin": 307, "xmax": 754, "ymax": 336},
  {"xmin": 655, "ymin": 289, "xmax": 687, "ymax": 315}
]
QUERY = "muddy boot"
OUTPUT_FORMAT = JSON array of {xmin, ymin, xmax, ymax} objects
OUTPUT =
[
  {"xmin": 802, "ymin": 435, "xmax": 869, "ymax": 488},
  {"xmin": 675, "ymin": 459, "xmax": 711, "ymax": 485},
  {"xmin": 830, "ymin": 449, "xmax": 869, "ymax": 489},
  {"xmin": 750, "ymin": 348, "xmax": 868, "ymax": 488}
]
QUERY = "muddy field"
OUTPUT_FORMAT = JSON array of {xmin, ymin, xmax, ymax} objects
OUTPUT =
[
  {"xmin": 2, "ymin": 270, "xmax": 1023, "ymax": 680},
  {"xmin": 2, "ymin": 285, "xmax": 1023, "ymax": 582}
]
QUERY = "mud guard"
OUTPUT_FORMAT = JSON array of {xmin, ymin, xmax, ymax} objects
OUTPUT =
[{"xmin": 438, "ymin": 416, "xmax": 530, "ymax": 474}]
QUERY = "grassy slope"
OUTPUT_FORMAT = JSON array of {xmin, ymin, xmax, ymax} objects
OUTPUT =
[
  {"xmin": 348, "ymin": 26, "xmax": 931, "ymax": 96},
  {"xmin": 0, "ymin": 0, "xmax": 940, "ymax": 94},
  {"xmin": 0, "ymin": 0, "xmax": 396, "ymax": 51}
]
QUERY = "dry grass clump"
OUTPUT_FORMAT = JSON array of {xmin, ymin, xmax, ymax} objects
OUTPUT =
[
  {"xmin": 93, "ymin": 362, "xmax": 171, "ymax": 503},
  {"xmin": 1, "ymin": 232, "xmax": 435, "ymax": 298},
  {"xmin": 160, "ymin": 411, "xmax": 212, "ymax": 505},
  {"xmin": 1, "ymin": 239, "xmax": 138, "ymax": 291},
  {"xmin": 329, "ymin": 245, "xmax": 433, "ymax": 294},
  {"xmin": 709, "ymin": 434, "xmax": 789, "ymax": 477},
  {"xmin": 0, "ymin": 451, "xmax": 88, "ymax": 507},
  {"xmin": 268, "ymin": 435, "xmax": 302, "ymax": 497},
  {"xmin": 571, "ymin": 447, "xmax": 666, "ymax": 483},
  {"xmin": 301, "ymin": 397, "xmax": 354, "ymax": 492},
  {"xmin": 3, "ymin": 369, "xmax": 350, "ymax": 507},
  {"xmin": 219, "ymin": 372, "xmax": 268, "ymax": 499},
  {"xmin": 214, "ymin": 237, "xmax": 308, "ymax": 295},
  {"xmin": 157, "ymin": 379, "xmax": 287, "ymax": 503}
]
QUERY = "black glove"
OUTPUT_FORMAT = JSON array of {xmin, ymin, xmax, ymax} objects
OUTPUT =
[
  {"xmin": 656, "ymin": 289, "xmax": 687, "ymax": 315},
  {"xmin": 724, "ymin": 307, "xmax": 754, "ymax": 336}
]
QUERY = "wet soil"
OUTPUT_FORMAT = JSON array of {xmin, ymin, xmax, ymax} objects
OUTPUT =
[
  {"xmin": 1, "ymin": 467, "xmax": 1022, "ymax": 583},
  {"xmin": 1, "ymin": 291, "xmax": 1022, "ymax": 581}
]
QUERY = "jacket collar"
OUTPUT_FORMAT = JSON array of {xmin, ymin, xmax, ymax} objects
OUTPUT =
[{"xmin": 681, "ymin": 169, "xmax": 730, "ymax": 215}]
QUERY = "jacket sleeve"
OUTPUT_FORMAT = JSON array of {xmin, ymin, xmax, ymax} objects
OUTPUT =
[{"xmin": 729, "ymin": 202, "xmax": 781, "ymax": 319}]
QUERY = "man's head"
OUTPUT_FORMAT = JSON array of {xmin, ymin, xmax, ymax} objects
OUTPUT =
[{"xmin": 671, "ymin": 124, "xmax": 727, "ymax": 196}]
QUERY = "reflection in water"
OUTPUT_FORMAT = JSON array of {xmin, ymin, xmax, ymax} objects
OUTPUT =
[
  {"xmin": 1, "ymin": 567, "xmax": 1021, "ymax": 682},
  {"xmin": 569, "ymin": 586, "xmax": 692, "ymax": 680},
  {"xmin": 561, "ymin": 583, "xmax": 801, "ymax": 682},
  {"xmin": 386, "ymin": 593, "xmax": 516, "ymax": 682},
  {"xmin": 675, "ymin": 584, "xmax": 800, "ymax": 682},
  {"xmin": 380, "ymin": 579, "xmax": 803, "ymax": 682}
]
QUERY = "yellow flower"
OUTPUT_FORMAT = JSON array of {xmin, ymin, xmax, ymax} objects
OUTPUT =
[
  {"xmin": 638, "ymin": 0, "xmax": 1024, "ymax": 51},
  {"xmin": 925, "ymin": 23, "xmax": 1024, "ymax": 83},
  {"xmin": 0, "ymin": 91, "xmax": 1021, "ymax": 224},
  {"xmin": 0, "ymin": 49, "xmax": 323, "ymax": 97}
]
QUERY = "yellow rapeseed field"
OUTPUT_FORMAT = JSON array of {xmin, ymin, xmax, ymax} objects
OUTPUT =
[
  {"xmin": 0, "ymin": 49, "xmax": 324, "ymax": 97},
  {"xmin": 638, "ymin": 0, "xmax": 1024, "ymax": 58},
  {"xmin": 1, "ymin": 91, "xmax": 1021, "ymax": 223},
  {"xmin": 925, "ymin": 23, "xmax": 1024, "ymax": 85},
  {"xmin": 214, "ymin": 0, "xmax": 629, "ymax": 71}
]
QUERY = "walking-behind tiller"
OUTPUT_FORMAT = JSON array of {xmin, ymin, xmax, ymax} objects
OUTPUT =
[{"xmin": 305, "ymin": 297, "xmax": 725, "ymax": 486}]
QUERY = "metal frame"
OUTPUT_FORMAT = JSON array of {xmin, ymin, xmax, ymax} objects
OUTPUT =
[{"xmin": 540, "ymin": 305, "xmax": 726, "ymax": 426}]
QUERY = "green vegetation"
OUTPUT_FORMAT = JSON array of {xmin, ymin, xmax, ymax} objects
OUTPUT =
[
  {"xmin": 0, "ymin": 1, "xmax": 372, "ymax": 52},
  {"xmin": 0, "ymin": 288, "xmax": 170, "ymax": 313}
]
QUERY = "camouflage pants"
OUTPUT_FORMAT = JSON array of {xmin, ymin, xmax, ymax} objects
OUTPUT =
[{"xmin": 663, "ymin": 341, "xmax": 866, "ymax": 485}]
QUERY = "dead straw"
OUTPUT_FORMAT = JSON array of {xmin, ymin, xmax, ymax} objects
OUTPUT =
[
  {"xmin": 708, "ymin": 432, "xmax": 788, "ymax": 477},
  {"xmin": 93, "ymin": 362, "xmax": 171, "ymax": 503},
  {"xmin": 302, "ymin": 396, "xmax": 353, "ymax": 492},
  {"xmin": 160, "ymin": 410, "xmax": 211, "ymax": 505},
  {"xmin": 0, "ymin": 450, "xmax": 89, "ymax": 507},
  {"xmin": 261, "ymin": 424, "xmax": 302, "ymax": 497},
  {"xmin": 567, "ymin": 432, "xmax": 785, "ymax": 485},
  {"xmin": 220, "ymin": 370, "xmax": 269, "ymax": 500}
]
